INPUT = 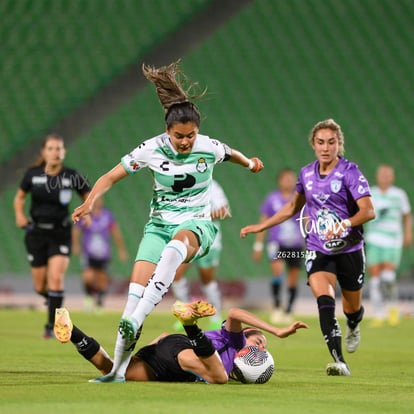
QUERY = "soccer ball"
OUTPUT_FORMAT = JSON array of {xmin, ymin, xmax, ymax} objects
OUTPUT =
[{"xmin": 232, "ymin": 345, "xmax": 275, "ymax": 384}]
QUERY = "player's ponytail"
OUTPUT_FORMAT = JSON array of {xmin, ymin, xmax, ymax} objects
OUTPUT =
[{"xmin": 142, "ymin": 60, "xmax": 206, "ymax": 128}]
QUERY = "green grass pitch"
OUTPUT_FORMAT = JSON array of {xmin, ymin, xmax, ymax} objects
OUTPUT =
[{"xmin": 0, "ymin": 308, "xmax": 413, "ymax": 414}]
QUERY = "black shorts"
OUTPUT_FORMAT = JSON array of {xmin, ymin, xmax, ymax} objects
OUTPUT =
[
  {"xmin": 304, "ymin": 249, "xmax": 365, "ymax": 291},
  {"xmin": 83, "ymin": 257, "xmax": 109, "ymax": 270},
  {"xmin": 24, "ymin": 227, "xmax": 71, "ymax": 267},
  {"xmin": 134, "ymin": 334, "xmax": 198, "ymax": 382}
]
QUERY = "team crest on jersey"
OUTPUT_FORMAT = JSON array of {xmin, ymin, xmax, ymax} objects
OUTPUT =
[
  {"xmin": 196, "ymin": 157, "xmax": 208, "ymax": 173},
  {"xmin": 330, "ymin": 179, "xmax": 342, "ymax": 193},
  {"xmin": 59, "ymin": 189, "xmax": 72, "ymax": 205}
]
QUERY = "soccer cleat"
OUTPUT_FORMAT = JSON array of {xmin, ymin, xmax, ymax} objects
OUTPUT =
[
  {"xmin": 88, "ymin": 373, "xmax": 125, "ymax": 383},
  {"xmin": 119, "ymin": 317, "xmax": 138, "ymax": 342},
  {"xmin": 326, "ymin": 362, "xmax": 351, "ymax": 376},
  {"xmin": 54, "ymin": 308, "xmax": 73, "ymax": 343},
  {"xmin": 172, "ymin": 300, "xmax": 216, "ymax": 325},
  {"xmin": 345, "ymin": 324, "xmax": 360, "ymax": 353},
  {"xmin": 282, "ymin": 312, "xmax": 294, "ymax": 325},
  {"xmin": 84, "ymin": 296, "xmax": 94, "ymax": 312},
  {"xmin": 270, "ymin": 308, "xmax": 284, "ymax": 324},
  {"xmin": 43, "ymin": 324, "xmax": 55, "ymax": 339},
  {"xmin": 388, "ymin": 307, "xmax": 400, "ymax": 327}
]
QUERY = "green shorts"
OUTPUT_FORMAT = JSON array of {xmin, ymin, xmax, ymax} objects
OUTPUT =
[
  {"xmin": 135, "ymin": 220, "xmax": 218, "ymax": 265},
  {"xmin": 365, "ymin": 243, "xmax": 402, "ymax": 268},
  {"xmin": 197, "ymin": 247, "xmax": 221, "ymax": 269}
]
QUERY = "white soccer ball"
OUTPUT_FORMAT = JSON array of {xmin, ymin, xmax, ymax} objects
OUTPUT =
[{"xmin": 232, "ymin": 345, "xmax": 275, "ymax": 384}]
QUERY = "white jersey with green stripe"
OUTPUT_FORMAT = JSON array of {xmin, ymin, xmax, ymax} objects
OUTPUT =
[
  {"xmin": 365, "ymin": 185, "xmax": 411, "ymax": 248},
  {"xmin": 121, "ymin": 133, "xmax": 229, "ymax": 225}
]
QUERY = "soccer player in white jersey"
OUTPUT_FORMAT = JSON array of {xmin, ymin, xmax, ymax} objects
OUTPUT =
[
  {"xmin": 172, "ymin": 179, "xmax": 231, "ymax": 330},
  {"xmin": 72, "ymin": 60, "xmax": 263, "ymax": 382},
  {"xmin": 365, "ymin": 164, "xmax": 412, "ymax": 326}
]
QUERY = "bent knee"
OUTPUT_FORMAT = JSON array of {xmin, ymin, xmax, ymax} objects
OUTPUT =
[{"xmin": 209, "ymin": 373, "xmax": 228, "ymax": 384}]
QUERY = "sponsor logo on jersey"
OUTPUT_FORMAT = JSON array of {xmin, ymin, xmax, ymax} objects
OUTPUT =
[
  {"xmin": 323, "ymin": 239, "xmax": 347, "ymax": 251},
  {"xmin": 358, "ymin": 185, "xmax": 369, "ymax": 194},
  {"xmin": 129, "ymin": 159, "xmax": 140, "ymax": 171},
  {"xmin": 312, "ymin": 192, "xmax": 330, "ymax": 204},
  {"xmin": 32, "ymin": 176, "xmax": 47, "ymax": 185}
]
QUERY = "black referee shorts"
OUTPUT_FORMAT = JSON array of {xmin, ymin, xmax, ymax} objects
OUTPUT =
[{"xmin": 24, "ymin": 227, "xmax": 71, "ymax": 267}]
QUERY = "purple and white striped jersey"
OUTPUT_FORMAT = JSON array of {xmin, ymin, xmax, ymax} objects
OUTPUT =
[{"xmin": 296, "ymin": 157, "xmax": 371, "ymax": 255}]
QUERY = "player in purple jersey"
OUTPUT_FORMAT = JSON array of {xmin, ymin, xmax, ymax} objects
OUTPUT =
[
  {"xmin": 241, "ymin": 119, "xmax": 375, "ymax": 376},
  {"xmin": 252, "ymin": 169, "xmax": 305, "ymax": 324},
  {"xmin": 53, "ymin": 302, "xmax": 307, "ymax": 383},
  {"xmin": 73, "ymin": 197, "xmax": 128, "ymax": 311}
]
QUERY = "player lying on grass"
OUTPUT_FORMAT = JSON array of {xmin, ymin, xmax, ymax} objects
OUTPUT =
[{"xmin": 54, "ymin": 301, "xmax": 308, "ymax": 383}]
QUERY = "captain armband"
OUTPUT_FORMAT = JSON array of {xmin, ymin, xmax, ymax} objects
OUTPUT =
[{"xmin": 223, "ymin": 144, "xmax": 232, "ymax": 161}]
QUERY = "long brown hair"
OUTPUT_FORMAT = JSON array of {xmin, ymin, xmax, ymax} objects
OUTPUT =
[{"xmin": 142, "ymin": 60, "xmax": 206, "ymax": 128}]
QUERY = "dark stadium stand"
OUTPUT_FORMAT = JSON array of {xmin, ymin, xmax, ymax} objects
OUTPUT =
[{"xmin": 0, "ymin": 0, "xmax": 211, "ymax": 165}]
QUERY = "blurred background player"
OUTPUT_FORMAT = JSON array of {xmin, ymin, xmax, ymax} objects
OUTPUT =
[
  {"xmin": 13, "ymin": 134, "xmax": 90, "ymax": 338},
  {"xmin": 252, "ymin": 169, "xmax": 305, "ymax": 324},
  {"xmin": 72, "ymin": 196, "xmax": 128, "ymax": 312},
  {"xmin": 365, "ymin": 164, "xmax": 412, "ymax": 327},
  {"xmin": 172, "ymin": 179, "xmax": 231, "ymax": 330}
]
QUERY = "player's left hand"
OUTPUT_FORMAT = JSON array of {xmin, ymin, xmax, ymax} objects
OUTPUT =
[
  {"xmin": 240, "ymin": 224, "xmax": 262, "ymax": 238},
  {"xmin": 275, "ymin": 321, "xmax": 309, "ymax": 338}
]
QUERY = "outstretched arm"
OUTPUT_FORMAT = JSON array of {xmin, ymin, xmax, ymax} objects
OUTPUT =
[
  {"xmin": 225, "ymin": 307, "xmax": 308, "ymax": 339},
  {"xmin": 240, "ymin": 192, "xmax": 306, "ymax": 238},
  {"xmin": 111, "ymin": 222, "xmax": 129, "ymax": 261},
  {"xmin": 252, "ymin": 214, "xmax": 269, "ymax": 262},
  {"xmin": 228, "ymin": 148, "xmax": 264, "ymax": 173},
  {"xmin": 403, "ymin": 212, "xmax": 412, "ymax": 247},
  {"xmin": 72, "ymin": 163, "xmax": 128, "ymax": 223}
]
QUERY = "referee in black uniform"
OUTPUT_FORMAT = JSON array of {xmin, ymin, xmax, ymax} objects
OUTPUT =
[{"xmin": 14, "ymin": 134, "xmax": 90, "ymax": 338}]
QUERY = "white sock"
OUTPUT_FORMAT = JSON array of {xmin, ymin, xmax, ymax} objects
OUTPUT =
[
  {"xmin": 172, "ymin": 278, "xmax": 190, "ymax": 303},
  {"xmin": 130, "ymin": 240, "xmax": 187, "ymax": 329},
  {"xmin": 111, "ymin": 283, "xmax": 145, "ymax": 377},
  {"xmin": 369, "ymin": 277, "xmax": 384, "ymax": 319},
  {"xmin": 380, "ymin": 269, "xmax": 396, "ymax": 283},
  {"xmin": 201, "ymin": 280, "xmax": 222, "ymax": 322},
  {"xmin": 123, "ymin": 283, "xmax": 145, "ymax": 317}
]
